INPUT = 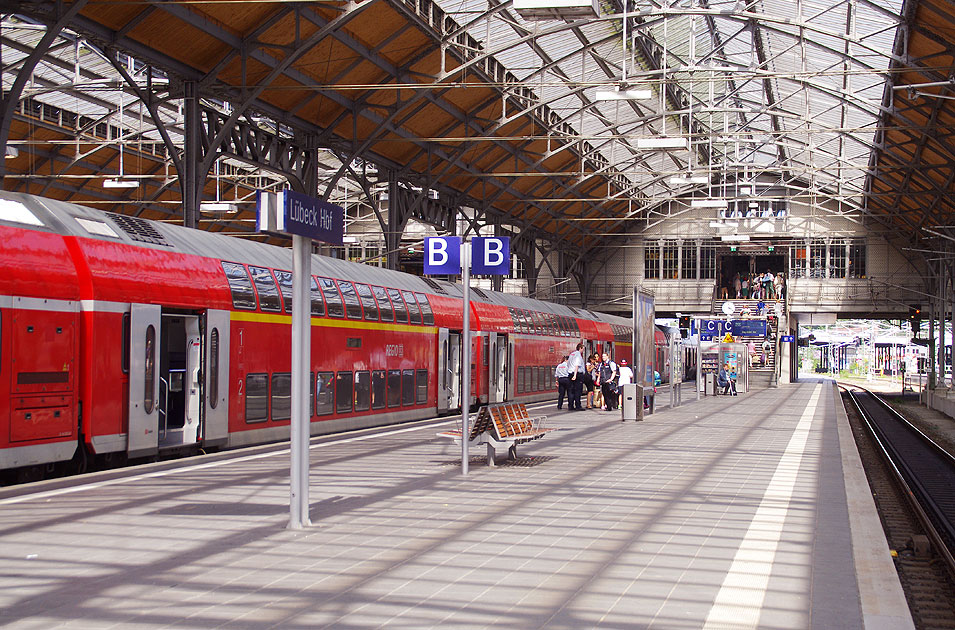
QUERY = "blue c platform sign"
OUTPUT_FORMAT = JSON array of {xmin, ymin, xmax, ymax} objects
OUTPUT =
[
  {"xmin": 471, "ymin": 237, "xmax": 510, "ymax": 275},
  {"xmin": 424, "ymin": 236, "xmax": 462, "ymax": 275}
]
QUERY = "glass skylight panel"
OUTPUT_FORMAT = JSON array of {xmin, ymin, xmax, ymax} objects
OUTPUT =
[{"xmin": 0, "ymin": 198, "xmax": 43, "ymax": 226}]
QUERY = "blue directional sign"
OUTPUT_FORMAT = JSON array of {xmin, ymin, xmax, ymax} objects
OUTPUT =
[
  {"xmin": 780, "ymin": 335, "xmax": 795, "ymax": 343},
  {"xmin": 471, "ymin": 236, "xmax": 510, "ymax": 275},
  {"xmin": 424, "ymin": 236, "xmax": 462, "ymax": 275}
]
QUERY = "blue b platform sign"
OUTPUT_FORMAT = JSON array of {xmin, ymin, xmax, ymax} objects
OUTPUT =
[
  {"xmin": 424, "ymin": 236, "xmax": 462, "ymax": 275},
  {"xmin": 471, "ymin": 237, "xmax": 510, "ymax": 275},
  {"xmin": 424, "ymin": 236, "xmax": 510, "ymax": 276}
]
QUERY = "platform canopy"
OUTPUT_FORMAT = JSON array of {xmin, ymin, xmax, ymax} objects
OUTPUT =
[{"xmin": 1, "ymin": 0, "xmax": 952, "ymax": 253}]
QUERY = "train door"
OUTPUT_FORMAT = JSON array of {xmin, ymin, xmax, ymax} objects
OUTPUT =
[
  {"xmin": 158, "ymin": 313, "xmax": 202, "ymax": 449},
  {"xmin": 128, "ymin": 304, "xmax": 161, "ymax": 458},
  {"xmin": 506, "ymin": 339, "xmax": 516, "ymax": 399},
  {"xmin": 203, "ymin": 309, "xmax": 230, "ymax": 446},
  {"xmin": 488, "ymin": 333, "xmax": 499, "ymax": 403},
  {"xmin": 494, "ymin": 334, "xmax": 507, "ymax": 402},
  {"xmin": 448, "ymin": 332, "xmax": 462, "ymax": 410},
  {"xmin": 437, "ymin": 328, "xmax": 450, "ymax": 413}
]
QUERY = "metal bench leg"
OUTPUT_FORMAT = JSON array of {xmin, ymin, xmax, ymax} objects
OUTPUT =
[
  {"xmin": 487, "ymin": 443, "xmax": 495, "ymax": 467},
  {"xmin": 508, "ymin": 444, "xmax": 518, "ymax": 460}
]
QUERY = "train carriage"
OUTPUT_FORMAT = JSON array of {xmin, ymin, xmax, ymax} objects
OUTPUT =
[{"xmin": 0, "ymin": 192, "xmax": 633, "ymax": 478}]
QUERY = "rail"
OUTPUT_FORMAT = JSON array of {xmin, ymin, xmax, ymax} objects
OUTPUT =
[{"xmin": 842, "ymin": 384, "xmax": 955, "ymax": 580}]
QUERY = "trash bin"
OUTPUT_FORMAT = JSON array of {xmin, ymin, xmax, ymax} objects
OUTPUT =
[
  {"xmin": 705, "ymin": 372, "xmax": 716, "ymax": 396},
  {"xmin": 620, "ymin": 383, "xmax": 642, "ymax": 421}
]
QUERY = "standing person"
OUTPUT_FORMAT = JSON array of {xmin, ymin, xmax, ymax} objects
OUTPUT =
[
  {"xmin": 741, "ymin": 275, "xmax": 749, "ymax": 299},
  {"xmin": 599, "ymin": 352, "xmax": 619, "ymax": 411},
  {"xmin": 555, "ymin": 356, "xmax": 571, "ymax": 410},
  {"xmin": 733, "ymin": 272, "xmax": 742, "ymax": 299},
  {"xmin": 591, "ymin": 354, "xmax": 604, "ymax": 411},
  {"xmin": 584, "ymin": 353, "xmax": 597, "ymax": 409},
  {"xmin": 617, "ymin": 359, "xmax": 634, "ymax": 386},
  {"xmin": 774, "ymin": 272, "xmax": 784, "ymax": 301},
  {"xmin": 762, "ymin": 270, "xmax": 773, "ymax": 300},
  {"xmin": 567, "ymin": 343, "xmax": 585, "ymax": 410}
]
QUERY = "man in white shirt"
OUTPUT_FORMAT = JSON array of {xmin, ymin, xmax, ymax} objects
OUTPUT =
[
  {"xmin": 555, "ymin": 356, "xmax": 571, "ymax": 409},
  {"xmin": 566, "ymin": 343, "xmax": 585, "ymax": 410},
  {"xmin": 617, "ymin": 359, "xmax": 634, "ymax": 385}
]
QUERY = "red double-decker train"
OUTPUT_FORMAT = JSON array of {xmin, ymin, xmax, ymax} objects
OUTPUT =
[{"xmin": 0, "ymin": 192, "xmax": 633, "ymax": 479}]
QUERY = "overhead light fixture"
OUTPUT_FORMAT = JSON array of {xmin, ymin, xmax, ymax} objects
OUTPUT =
[
  {"xmin": 708, "ymin": 221, "xmax": 739, "ymax": 229},
  {"xmin": 199, "ymin": 201, "xmax": 238, "ymax": 214},
  {"xmin": 103, "ymin": 178, "xmax": 140, "ymax": 189},
  {"xmin": 512, "ymin": 0, "xmax": 599, "ymax": 21},
  {"xmin": 721, "ymin": 234, "xmax": 750, "ymax": 241},
  {"xmin": 670, "ymin": 174, "xmax": 709, "ymax": 185},
  {"xmin": 4, "ymin": 146, "xmax": 18, "ymax": 159},
  {"xmin": 637, "ymin": 137, "xmax": 689, "ymax": 150},
  {"xmin": 595, "ymin": 87, "xmax": 653, "ymax": 101},
  {"xmin": 691, "ymin": 198, "xmax": 728, "ymax": 208},
  {"xmin": 343, "ymin": 235, "xmax": 359, "ymax": 244}
]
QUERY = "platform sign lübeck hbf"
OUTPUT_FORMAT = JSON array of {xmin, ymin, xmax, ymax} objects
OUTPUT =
[{"xmin": 256, "ymin": 190, "xmax": 344, "ymax": 245}]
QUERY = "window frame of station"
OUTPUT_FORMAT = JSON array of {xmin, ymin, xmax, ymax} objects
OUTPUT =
[
  {"xmin": 643, "ymin": 240, "xmax": 717, "ymax": 280},
  {"xmin": 788, "ymin": 237, "xmax": 866, "ymax": 279}
]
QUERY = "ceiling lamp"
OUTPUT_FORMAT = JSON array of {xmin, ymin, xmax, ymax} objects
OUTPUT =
[
  {"xmin": 721, "ymin": 234, "xmax": 750, "ymax": 241},
  {"xmin": 512, "ymin": 0, "xmax": 598, "ymax": 21},
  {"xmin": 595, "ymin": 87, "xmax": 653, "ymax": 101},
  {"xmin": 670, "ymin": 174, "xmax": 709, "ymax": 185},
  {"xmin": 199, "ymin": 201, "xmax": 238, "ymax": 214},
  {"xmin": 691, "ymin": 198, "xmax": 728, "ymax": 208},
  {"xmin": 4, "ymin": 146, "xmax": 18, "ymax": 159},
  {"xmin": 103, "ymin": 178, "xmax": 139, "ymax": 189},
  {"xmin": 637, "ymin": 137, "xmax": 688, "ymax": 150}
]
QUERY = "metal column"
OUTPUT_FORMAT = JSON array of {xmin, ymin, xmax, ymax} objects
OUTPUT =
[{"xmin": 289, "ymin": 234, "xmax": 312, "ymax": 528}]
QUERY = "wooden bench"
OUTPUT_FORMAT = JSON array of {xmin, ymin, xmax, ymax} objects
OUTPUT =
[
  {"xmin": 437, "ymin": 402, "xmax": 555, "ymax": 466},
  {"xmin": 487, "ymin": 403, "xmax": 555, "ymax": 462}
]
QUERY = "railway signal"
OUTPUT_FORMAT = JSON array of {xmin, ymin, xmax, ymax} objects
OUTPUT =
[{"xmin": 908, "ymin": 304, "xmax": 921, "ymax": 336}]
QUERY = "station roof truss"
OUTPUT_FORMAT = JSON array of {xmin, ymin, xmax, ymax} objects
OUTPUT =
[{"xmin": 2, "ymin": 0, "xmax": 953, "ymax": 259}]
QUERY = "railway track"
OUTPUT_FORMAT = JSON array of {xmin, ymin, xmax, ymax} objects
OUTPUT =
[{"xmin": 842, "ymin": 385, "xmax": 955, "ymax": 629}]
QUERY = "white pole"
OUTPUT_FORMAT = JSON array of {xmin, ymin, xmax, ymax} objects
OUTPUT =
[
  {"xmin": 289, "ymin": 234, "xmax": 311, "ymax": 528},
  {"xmin": 461, "ymin": 241, "xmax": 471, "ymax": 476}
]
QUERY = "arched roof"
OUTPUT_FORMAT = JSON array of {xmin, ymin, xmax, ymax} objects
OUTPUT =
[{"xmin": 1, "ymin": 0, "xmax": 951, "ymax": 258}]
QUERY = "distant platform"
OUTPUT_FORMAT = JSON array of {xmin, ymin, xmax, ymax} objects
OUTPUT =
[{"xmin": 0, "ymin": 381, "xmax": 912, "ymax": 629}]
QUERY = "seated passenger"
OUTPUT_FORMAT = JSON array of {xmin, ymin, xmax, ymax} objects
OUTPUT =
[{"xmin": 718, "ymin": 362, "xmax": 738, "ymax": 396}]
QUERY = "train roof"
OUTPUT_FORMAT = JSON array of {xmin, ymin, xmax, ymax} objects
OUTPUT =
[{"xmin": 0, "ymin": 191, "xmax": 632, "ymax": 326}]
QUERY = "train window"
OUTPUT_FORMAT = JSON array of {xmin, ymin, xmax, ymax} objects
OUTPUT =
[
  {"xmin": 387, "ymin": 370, "xmax": 401, "ymax": 407},
  {"xmin": 355, "ymin": 283, "xmax": 379, "ymax": 321},
  {"xmin": 121, "ymin": 313, "xmax": 130, "ymax": 374},
  {"xmin": 539, "ymin": 366, "xmax": 547, "ymax": 391},
  {"xmin": 372, "ymin": 370, "xmax": 386, "ymax": 409},
  {"xmin": 416, "ymin": 370, "xmax": 428, "ymax": 404},
  {"xmin": 318, "ymin": 278, "xmax": 344, "ymax": 318},
  {"xmin": 309, "ymin": 277, "xmax": 325, "ymax": 316},
  {"xmin": 516, "ymin": 366, "xmax": 524, "ymax": 393},
  {"xmin": 271, "ymin": 372, "xmax": 291, "ymax": 421},
  {"xmin": 310, "ymin": 371, "xmax": 315, "ymax": 417},
  {"xmin": 274, "ymin": 270, "xmax": 293, "ymax": 313},
  {"xmin": 249, "ymin": 266, "xmax": 282, "ymax": 312},
  {"xmin": 372, "ymin": 286, "xmax": 393, "ymax": 322},
  {"xmin": 402, "ymin": 369, "xmax": 415, "ymax": 406},
  {"xmin": 221, "ymin": 261, "xmax": 256, "ymax": 310},
  {"xmin": 414, "ymin": 293, "xmax": 434, "ymax": 325},
  {"xmin": 355, "ymin": 371, "xmax": 371, "ymax": 412},
  {"xmin": 245, "ymin": 373, "xmax": 269, "ymax": 423},
  {"xmin": 388, "ymin": 288, "xmax": 409, "ymax": 323},
  {"xmin": 336, "ymin": 371, "xmax": 353, "ymax": 413},
  {"xmin": 483, "ymin": 336, "xmax": 489, "ymax": 366},
  {"xmin": 402, "ymin": 291, "xmax": 421, "ymax": 324},
  {"xmin": 144, "ymin": 325, "xmax": 156, "ymax": 413},
  {"xmin": 209, "ymin": 328, "xmax": 219, "ymax": 409},
  {"xmin": 337, "ymin": 280, "xmax": 363, "ymax": 320},
  {"xmin": 316, "ymin": 372, "xmax": 334, "ymax": 415}
]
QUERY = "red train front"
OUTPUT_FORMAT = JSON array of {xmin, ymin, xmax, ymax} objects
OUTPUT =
[{"xmin": 0, "ymin": 192, "xmax": 633, "ymax": 481}]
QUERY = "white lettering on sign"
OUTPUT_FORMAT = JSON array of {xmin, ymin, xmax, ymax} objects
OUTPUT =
[
  {"xmin": 385, "ymin": 344, "xmax": 404, "ymax": 357},
  {"xmin": 428, "ymin": 239, "xmax": 449, "ymax": 267},
  {"xmin": 484, "ymin": 238, "xmax": 505, "ymax": 267},
  {"xmin": 289, "ymin": 198, "xmax": 336, "ymax": 231}
]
